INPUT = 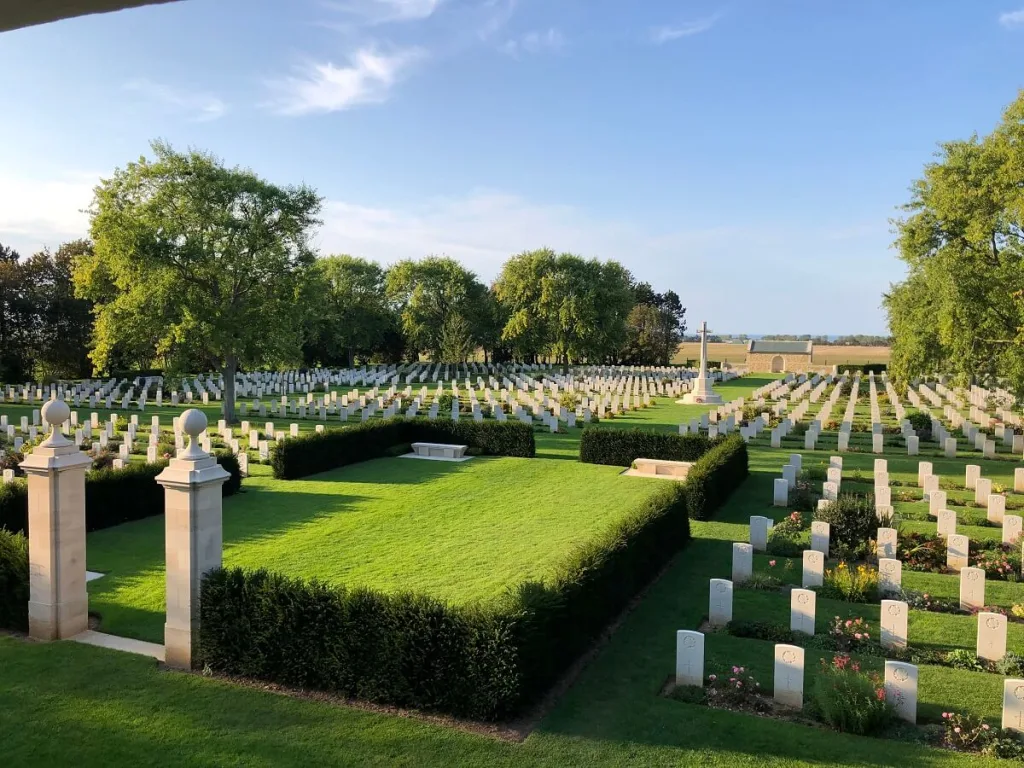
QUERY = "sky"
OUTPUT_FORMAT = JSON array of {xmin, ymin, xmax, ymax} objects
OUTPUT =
[{"xmin": 1, "ymin": 0, "xmax": 1023, "ymax": 335}]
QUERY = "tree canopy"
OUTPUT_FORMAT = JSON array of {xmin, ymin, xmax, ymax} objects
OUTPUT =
[
  {"xmin": 77, "ymin": 140, "xmax": 323, "ymax": 421},
  {"xmin": 885, "ymin": 90, "xmax": 1024, "ymax": 391}
]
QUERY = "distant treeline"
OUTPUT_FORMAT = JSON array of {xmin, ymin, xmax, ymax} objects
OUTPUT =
[{"xmin": 682, "ymin": 334, "xmax": 891, "ymax": 346}]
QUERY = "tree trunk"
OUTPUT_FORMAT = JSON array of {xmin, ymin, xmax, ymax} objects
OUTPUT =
[
  {"xmin": 347, "ymin": 346, "xmax": 355, "ymax": 368},
  {"xmin": 222, "ymin": 356, "xmax": 237, "ymax": 425}
]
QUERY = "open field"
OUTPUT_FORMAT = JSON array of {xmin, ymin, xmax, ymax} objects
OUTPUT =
[
  {"xmin": 86, "ymin": 458, "xmax": 662, "ymax": 642},
  {"xmin": 672, "ymin": 343, "xmax": 891, "ymax": 366}
]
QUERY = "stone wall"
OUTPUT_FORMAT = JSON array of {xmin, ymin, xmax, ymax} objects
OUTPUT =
[{"xmin": 746, "ymin": 352, "xmax": 814, "ymax": 373}]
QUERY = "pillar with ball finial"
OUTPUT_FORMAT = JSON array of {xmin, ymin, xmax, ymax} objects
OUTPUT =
[
  {"xmin": 155, "ymin": 407, "xmax": 230, "ymax": 669},
  {"xmin": 20, "ymin": 397, "xmax": 93, "ymax": 640}
]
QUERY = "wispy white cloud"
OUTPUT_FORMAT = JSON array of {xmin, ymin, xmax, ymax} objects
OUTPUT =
[
  {"xmin": 123, "ymin": 78, "xmax": 227, "ymax": 122},
  {"xmin": 477, "ymin": 0, "xmax": 517, "ymax": 40},
  {"xmin": 319, "ymin": 0, "xmax": 443, "ymax": 26},
  {"xmin": 500, "ymin": 28, "xmax": 564, "ymax": 57},
  {"xmin": 0, "ymin": 171, "xmax": 95, "ymax": 255},
  {"xmin": 999, "ymin": 8, "xmax": 1024, "ymax": 28},
  {"xmin": 649, "ymin": 15, "xmax": 719, "ymax": 44},
  {"xmin": 265, "ymin": 46, "xmax": 425, "ymax": 115}
]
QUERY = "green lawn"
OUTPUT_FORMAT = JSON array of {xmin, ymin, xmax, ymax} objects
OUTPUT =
[
  {"xmin": 0, "ymin": 370, "xmax": 1012, "ymax": 766},
  {"xmin": 87, "ymin": 458, "xmax": 663, "ymax": 642}
]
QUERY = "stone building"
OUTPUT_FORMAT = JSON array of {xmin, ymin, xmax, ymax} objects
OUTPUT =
[{"xmin": 745, "ymin": 340, "xmax": 814, "ymax": 373}]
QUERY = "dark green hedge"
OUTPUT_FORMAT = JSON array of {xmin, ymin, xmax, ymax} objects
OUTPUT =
[
  {"xmin": 578, "ymin": 427, "xmax": 713, "ymax": 467},
  {"xmin": 0, "ymin": 453, "xmax": 242, "ymax": 536},
  {"xmin": 684, "ymin": 434, "xmax": 749, "ymax": 520},
  {"xmin": 200, "ymin": 483, "xmax": 690, "ymax": 720},
  {"xmin": 0, "ymin": 528, "xmax": 28, "ymax": 631},
  {"xmin": 837, "ymin": 363, "xmax": 887, "ymax": 374},
  {"xmin": 271, "ymin": 418, "xmax": 536, "ymax": 480}
]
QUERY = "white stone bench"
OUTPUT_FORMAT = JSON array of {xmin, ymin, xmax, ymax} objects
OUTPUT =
[
  {"xmin": 411, "ymin": 442, "xmax": 469, "ymax": 460},
  {"xmin": 633, "ymin": 458, "xmax": 692, "ymax": 479}
]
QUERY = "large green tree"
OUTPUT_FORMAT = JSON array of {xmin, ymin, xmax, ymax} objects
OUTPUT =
[
  {"xmin": 304, "ymin": 255, "xmax": 391, "ymax": 367},
  {"xmin": 885, "ymin": 91, "xmax": 1024, "ymax": 391},
  {"xmin": 78, "ymin": 140, "xmax": 322, "ymax": 422},
  {"xmin": 493, "ymin": 248, "xmax": 556, "ymax": 362},
  {"xmin": 384, "ymin": 256, "xmax": 489, "ymax": 361}
]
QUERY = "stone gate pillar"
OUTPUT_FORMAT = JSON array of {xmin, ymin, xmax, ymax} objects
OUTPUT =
[
  {"xmin": 21, "ymin": 398, "xmax": 92, "ymax": 640},
  {"xmin": 156, "ymin": 408, "xmax": 229, "ymax": 669}
]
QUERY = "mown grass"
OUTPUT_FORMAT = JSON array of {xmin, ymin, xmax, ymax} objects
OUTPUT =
[
  {"xmin": 87, "ymin": 457, "xmax": 662, "ymax": 642},
  {"xmin": 0, "ymin": 372, "xmax": 1009, "ymax": 766}
]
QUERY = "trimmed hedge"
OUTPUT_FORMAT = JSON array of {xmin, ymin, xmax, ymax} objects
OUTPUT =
[
  {"xmin": 837, "ymin": 363, "xmax": 887, "ymax": 374},
  {"xmin": 271, "ymin": 418, "xmax": 535, "ymax": 480},
  {"xmin": 684, "ymin": 434, "xmax": 749, "ymax": 520},
  {"xmin": 0, "ymin": 453, "xmax": 242, "ymax": 536},
  {"xmin": 578, "ymin": 427, "xmax": 713, "ymax": 467},
  {"xmin": 200, "ymin": 482, "xmax": 690, "ymax": 720},
  {"xmin": 0, "ymin": 528, "xmax": 28, "ymax": 631}
]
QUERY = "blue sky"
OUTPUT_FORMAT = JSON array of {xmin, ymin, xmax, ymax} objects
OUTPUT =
[{"xmin": 1, "ymin": 0, "xmax": 1023, "ymax": 334}]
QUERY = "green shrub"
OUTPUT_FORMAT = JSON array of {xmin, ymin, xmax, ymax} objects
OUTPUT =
[
  {"xmin": 0, "ymin": 528, "xmax": 28, "ymax": 631},
  {"xmin": 808, "ymin": 655, "xmax": 894, "ymax": 735},
  {"xmin": 814, "ymin": 493, "xmax": 876, "ymax": 559},
  {"xmin": 201, "ymin": 482, "xmax": 690, "ymax": 720},
  {"xmin": 0, "ymin": 455, "xmax": 242, "ymax": 535},
  {"xmin": 578, "ymin": 428, "xmax": 712, "ymax": 467},
  {"xmin": 725, "ymin": 619, "xmax": 796, "ymax": 643},
  {"xmin": 684, "ymin": 435, "xmax": 748, "ymax": 520},
  {"xmin": 437, "ymin": 393, "xmax": 456, "ymax": 413},
  {"xmin": 271, "ymin": 418, "xmax": 535, "ymax": 480}
]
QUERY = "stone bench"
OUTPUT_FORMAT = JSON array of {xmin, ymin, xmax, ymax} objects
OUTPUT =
[
  {"xmin": 411, "ymin": 442, "xmax": 469, "ymax": 460},
  {"xmin": 633, "ymin": 458, "xmax": 693, "ymax": 479}
]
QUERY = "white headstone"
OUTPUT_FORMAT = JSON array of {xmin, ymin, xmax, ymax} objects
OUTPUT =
[
  {"xmin": 1002, "ymin": 679, "xmax": 1024, "ymax": 733},
  {"xmin": 884, "ymin": 661, "xmax": 918, "ymax": 724},
  {"xmin": 1004, "ymin": 515, "xmax": 1023, "ymax": 545},
  {"xmin": 810, "ymin": 521, "xmax": 829, "ymax": 556},
  {"xmin": 750, "ymin": 516, "xmax": 771, "ymax": 552},
  {"xmin": 877, "ymin": 527, "xmax": 897, "ymax": 559},
  {"xmin": 801, "ymin": 550, "xmax": 824, "ymax": 588},
  {"xmin": 708, "ymin": 578, "xmax": 733, "ymax": 628},
  {"xmin": 936, "ymin": 509, "xmax": 957, "ymax": 538},
  {"xmin": 773, "ymin": 644, "xmax": 804, "ymax": 709},
  {"xmin": 878, "ymin": 558, "xmax": 902, "ymax": 596},
  {"xmin": 946, "ymin": 534, "xmax": 969, "ymax": 571},
  {"xmin": 960, "ymin": 566, "xmax": 986, "ymax": 611},
  {"xmin": 790, "ymin": 589, "xmax": 815, "ymax": 635},
  {"xmin": 732, "ymin": 543, "xmax": 753, "ymax": 583},
  {"xmin": 880, "ymin": 599, "xmax": 908, "ymax": 649},
  {"xmin": 675, "ymin": 630, "xmax": 705, "ymax": 687},
  {"xmin": 978, "ymin": 612, "xmax": 1008, "ymax": 662}
]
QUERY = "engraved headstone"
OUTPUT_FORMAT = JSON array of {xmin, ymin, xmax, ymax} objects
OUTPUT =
[
  {"xmin": 880, "ymin": 599, "xmax": 908, "ymax": 649},
  {"xmin": 773, "ymin": 644, "xmax": 805, "ymax": 709},
  {"xmin": 675, "ymin": 630, "xmax": 705, "ymax": 687},
  {"xmin": 978, "ymin": 612, "xmax": 1008, "ymax": 662},
  {"xmin": 790, "ymin": 589, "xmax": 816, "ymax": 635},
  {"xmin": 884, "ymin": 661, "xmax": 918, "ymax": 723}
]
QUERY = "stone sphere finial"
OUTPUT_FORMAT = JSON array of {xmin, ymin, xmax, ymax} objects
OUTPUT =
[
  {"xmin": 41, "ymin": 398, "xmax": 71, "ymax": 447},
  {"xmin": 180, "ymin": 408, "xmax": 208, "ymax": 460}
]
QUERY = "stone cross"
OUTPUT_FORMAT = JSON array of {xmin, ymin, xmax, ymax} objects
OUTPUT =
[{"xmin": 675, "ymin": 630, "xmax": 705, "ymax": 687}]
